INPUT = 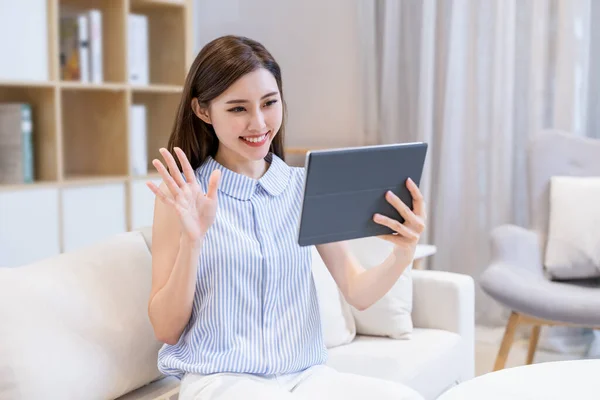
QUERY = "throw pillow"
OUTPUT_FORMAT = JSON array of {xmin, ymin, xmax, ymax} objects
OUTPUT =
[
  {"xmin": 346, "ymin": 236, "xmax": 413, "ymax": 339},
  {"xmin": 545, "ymin": 176, "xmax": 600, "ymax": 279},
  {"xmin": 0, "ymin": 231, "xmax": 162, "ymax": 400},
  {"xmin": 311, "ymin": 246, "xmax": 357, "ymax": 348}
]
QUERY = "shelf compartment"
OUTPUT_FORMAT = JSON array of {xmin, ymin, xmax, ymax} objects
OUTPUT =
[
  {"xmin": 61, "ymin": 182, "xmax": 127, "ymax": 252},
  {"xmin": 62, "ymin": 88, "xmax": 128, "ymax": 178},
  {"xmin": 0, "ymin": 188, "xmax": 61, "ymax": 267},
  {"xmin": 0, "ymin": 85, "xmax": 59, "ymax": 183},
  {"xmin": 129, "ymin": 176, "xmax": 161, "ymax": 230},
  {"xmin": 129, "ymin": 4, "xmax": 186, "ymax": 86},
  {"xmin": 59, "ymin": 0, "xmax": 127, "ymax": 83},
  {"xmin": 131, "ymin": 91, "xmax": 180, "ymax": 175}
]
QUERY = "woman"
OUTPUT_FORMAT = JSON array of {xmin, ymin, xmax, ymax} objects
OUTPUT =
[{"xmin": 146, "ymin": 35, "xmax": 426, "ymax": 400}]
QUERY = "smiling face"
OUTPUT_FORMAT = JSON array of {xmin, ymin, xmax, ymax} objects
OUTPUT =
[{"xmin": 195, "ymin": 68, "xmax": 283, "ymax": 166}]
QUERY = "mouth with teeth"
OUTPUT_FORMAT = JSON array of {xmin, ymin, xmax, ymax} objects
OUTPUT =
[{"xmin": 240, "ymin": 131, "xmax": 270, "ymax": 147}]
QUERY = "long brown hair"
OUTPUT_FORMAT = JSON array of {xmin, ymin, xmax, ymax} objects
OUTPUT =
[{"xmin": 167, "ymin": 35, "xmax": 287, "ymax": 170}]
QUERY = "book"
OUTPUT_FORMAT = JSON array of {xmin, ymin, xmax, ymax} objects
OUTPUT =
[
  {"xmin": 60, "ymin": 14, "xmax": 81, "ymax": 80},
  {"xmin": 129, "ymin": 105, "xmax": 148, "ymax": 176},
  {"xmin": 77, "ymin": 14, "xmax": 90, "ymax": 83},
  {"xmin": 128, "ymin": 14, "xmax": 149, "ymax": 85},
  {"xmin": 0, "ymin": 103, "xmax": 34, "ymax": 184},
  {"xmin": 88, "ymin": 9, "xmax": 103, "ymax": 83}
]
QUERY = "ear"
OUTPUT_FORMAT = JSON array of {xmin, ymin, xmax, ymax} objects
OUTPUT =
[{"xmin": 191, "ymin": 98, "xmax": 211, "ymax": 125}]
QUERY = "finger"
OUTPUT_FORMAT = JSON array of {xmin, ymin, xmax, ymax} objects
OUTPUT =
[
  {"xmin": 147, "ymin": 181, "xmax": 176, "ymax": 207},
  {"xmin": 406, "ymin": 178, "xmax": 426, "ymax": 219},
  {"xmin": 385, "ymin": 190, "xmax": 421, "ymax": 227},
  {"xmin": 152, "ymin": 159, "xmax": 182, "ymax": 198},
  {"xmin": 160, "ymin": 148, "xmax": 186, "ymax": 188},
  {"xmin": 206, "ymin": 169, "xmax": 221, "ymax": 199},
  {"xmin": 373, "ymin": 213, "xmax": 419, "ymax": 241},
  {"xmin": 174, "ymin": 147, "xmax": 197, "ymax": 186}
]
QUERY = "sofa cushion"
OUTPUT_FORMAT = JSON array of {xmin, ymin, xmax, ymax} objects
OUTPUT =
[
  {"xmin": 139, "ymin": 225, "xmax": 153, "ymax": 251},
  {"xmin": 115, "ymin": 376, "xmax": 179, "ymax": 400},
  {"xmin": 326, "ymin": 329, "xmax": 463, "ymax": 400},
  {"xmin": 311, "ymin": 246, "xmax": 356, "ymax": 348},
  {"xmin": 479, "ymin": 262, "xmax": 600, "ymax": 326},
  {"xmin": 346, "ymin": 237, "xmax": 413, "ymax": 339},
  {"xmin": 545, "ymin": 176, "xmax": 600, "ymax": 279},
  {"xmin": 0, "ymin": 231, "xmax": 163, "ymax": 400}
]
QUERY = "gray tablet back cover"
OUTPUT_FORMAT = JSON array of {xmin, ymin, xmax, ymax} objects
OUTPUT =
[{"xmin": 297, "ymin": 143, "xmax": 428, "ymax": 246}]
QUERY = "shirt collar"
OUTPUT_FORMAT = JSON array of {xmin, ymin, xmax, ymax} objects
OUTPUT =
[{"xmin": 196, "ymin": 152, "xmax": 291, "ymax": 200}]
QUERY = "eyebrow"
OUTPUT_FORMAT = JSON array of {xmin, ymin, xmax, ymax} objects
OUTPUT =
[{"xmin": 225, "ymin": 92, "xmax": 279, "ymax": 104}]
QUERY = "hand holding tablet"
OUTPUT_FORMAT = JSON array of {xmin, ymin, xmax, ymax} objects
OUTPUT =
[{"xmin": 297, "ymin": 142, "xmax": 428, "ymax": 247}]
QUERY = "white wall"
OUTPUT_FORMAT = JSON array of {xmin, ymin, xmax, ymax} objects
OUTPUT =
[{"xmin": 193, "ymin": 0, "xmax": 365, "ymax": 149}]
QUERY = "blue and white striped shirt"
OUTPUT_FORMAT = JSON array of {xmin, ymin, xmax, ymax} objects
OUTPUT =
[{"xmin": 157, "ymin": 152, "xmax": 327, "ymax": 378}]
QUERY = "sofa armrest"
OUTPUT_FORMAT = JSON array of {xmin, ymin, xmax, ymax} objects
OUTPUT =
[{"xmin": 411, "ymin": 269, "xmax": 475, "ymax": 380}]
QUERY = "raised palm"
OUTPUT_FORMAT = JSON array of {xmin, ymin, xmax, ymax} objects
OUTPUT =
[{"xmin": 147, "ymin": 147, "xmax": 221, "ymax": 243}]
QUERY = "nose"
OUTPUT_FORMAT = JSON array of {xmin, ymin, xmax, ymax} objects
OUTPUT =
[{"xmin": 248, "ymin": 109, "xmax": 267, "ymax": 133}]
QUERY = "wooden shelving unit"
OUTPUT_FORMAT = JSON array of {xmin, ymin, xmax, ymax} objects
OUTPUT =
[
  {"xmin": 0, "ymin": 0, "xmax": 192, "ymax": 267},
  {"xmin": 0, "ymin": 0, "xmax": 191, "ymax": 186}
]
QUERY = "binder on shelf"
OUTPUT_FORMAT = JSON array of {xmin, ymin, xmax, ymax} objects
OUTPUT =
[
  {"xmin": 0, "ymin": 103, "xmax": 34, "ymax": 184},
  {"xmin": 129, "ymin": 104, "xmax": 148, "ymax": 176},
  {"xmin": 88, "ymin": 9, "xmax": 103, "ymax": 83},
  {"xmin": 128, "ymin": 14, "xmax": 149, "ymax": 85},
  {"xmin": 77, "ymin": 14, "xmax": 89, "ymax": 83}
]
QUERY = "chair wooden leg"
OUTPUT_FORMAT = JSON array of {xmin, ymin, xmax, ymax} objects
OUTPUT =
[
  {"xmin": 526, "ymin": 325, "xmax": 541, "ymax": 365},
  {"xmin": 493, "ymin": 311, "xmax": 520, "ymax": 371}
]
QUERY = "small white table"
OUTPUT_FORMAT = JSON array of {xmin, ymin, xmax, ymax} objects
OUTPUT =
[
  {"xmin": 413, "ymin": 244, "xmax": 437, "ymax": 269},
  {"xmin": 437, "ymin": 360, "xmax": 600, "ymax": 400}
]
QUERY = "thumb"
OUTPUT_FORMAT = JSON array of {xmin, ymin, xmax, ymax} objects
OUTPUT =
[{"xmin": 206, "ymin": 169, "xmax": 221, "ymax": 199}]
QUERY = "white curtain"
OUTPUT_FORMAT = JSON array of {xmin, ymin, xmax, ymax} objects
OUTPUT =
[{"xmin": 356, "ymin": 0, "xmax": 600, "ymax": 330}]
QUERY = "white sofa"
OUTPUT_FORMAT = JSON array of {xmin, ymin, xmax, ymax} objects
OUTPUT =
[{"xmin": 0, "ymin": 228, "xmax": 474, "ymax": 400}]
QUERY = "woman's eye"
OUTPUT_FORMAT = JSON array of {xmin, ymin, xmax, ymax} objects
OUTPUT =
[{"xmin": 228, "ymin": 100, "xmax": 277, "ymax": 113}]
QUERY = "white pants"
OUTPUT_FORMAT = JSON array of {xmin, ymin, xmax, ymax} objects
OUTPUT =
[{"xmin": 179, "ymin": 364, "xmax": 424, "ymax": 400}]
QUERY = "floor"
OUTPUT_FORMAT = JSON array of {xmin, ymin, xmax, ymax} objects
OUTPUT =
[{"xmin": 474, "ymin": 325, "xmax": 598, "ymax": 376}]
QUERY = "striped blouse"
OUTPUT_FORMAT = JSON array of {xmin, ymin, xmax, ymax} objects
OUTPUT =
[{"xmin": 157, "ymin": 152, "xmax": 328, "ymax": 378}]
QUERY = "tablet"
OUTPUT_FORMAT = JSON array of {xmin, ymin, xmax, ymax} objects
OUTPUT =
[{"xmin": 297, "ymin": 142, "xmax": 428, "ymax": 246}]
